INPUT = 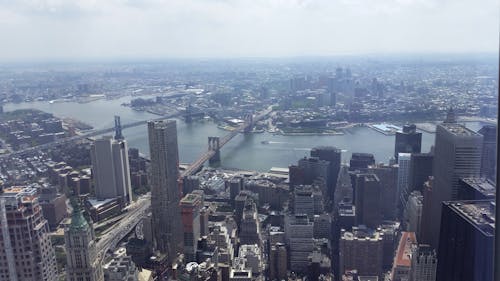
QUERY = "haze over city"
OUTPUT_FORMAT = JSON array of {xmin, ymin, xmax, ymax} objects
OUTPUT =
[{"xmin": 0, "ymin": 0, "xmax": 498, "ymax": 61}]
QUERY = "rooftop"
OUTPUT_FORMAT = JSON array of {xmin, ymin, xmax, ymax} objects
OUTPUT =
[
  {"xmin": 445, "ymin": 200, "xmax": 495, "ymax": 236},
  {"xmin": 461, "ymin": 177, "xmax": 496, "ymax": 198},
  {"xmin": 393, "ymin": 232, "xmax": 416, "ymax": 268},
  {"xmin": 440, "ymin": 122, "xmax": 481, "ymax": 137}
]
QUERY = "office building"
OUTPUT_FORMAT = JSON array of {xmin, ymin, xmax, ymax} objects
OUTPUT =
[
  {"xmin": 298, "ymin": 157, "xmax": 330, "ymax": 193},
  {"xmin": 367, "ymin": 164, "xmax": 398, "ymax": 220},
  {"xmin": 38, "ymin": 186, "xmax": 68, "ymax": 229},
  {"xmin": 339, "ymin": 226, "xmax": 384, "ymax": 279},
  {"xmin": 409, "ymin": 244, "xmax": 437, "ymax": 281},
  {"xmin": 269, "ymin": 243, "xmax": 287, "ymax": 280},
  {"xmin": 424, "ymin": 112, "xmax": 482, "ymax": 248},
  {"xmin": 404, "ymin": 191, "xmax": 423, "ymax": 239},
  {"xmin": 334, "ymin": 165, "xmax": 354, "ymax": 208},
  {"xmin": 147, "ymin": 120, "xmax": 183, "ymax": 260},
  {"xmin": 397, "ymin": 153, "xmax": 412, "ymax": 213},
  {"xmin": 408, "ymin": 152, "xmax": 433, "ymax": 191},
  {"xmin": 380, "ymin": 221, "xmax": 401, "ymax": 270},
  {"xmin": 394, "ymin": 124, "xmax": 422, "ymax": 160},
  {"xmin": 459, "ymin": 177, "xmax": 496, "ymax": 200},
  {"xmin": 238, "ymin": 244, "xmax": 263, "ymax": 275},
  {"xmin": 293, "ymin": 185, "xmax": 315, "ymax": 217},
  {"xmin": 310, "ymin": 146, "xmax": 342, "ymax": 200},
  {"xmin": 390, "ymin": 232, "xmax": 417, "ymax": 281},
  {"xmin": 181, "ymin": 192, "xmax": 203, "ymax": 262},
  {"xmin": 437, "ymin": 200, "xmax": 494, "ymax": 281},
  {"xmin": 313, "ymin": 213, "xmax": 332, "ymax": 240},
  {"xmin": 239, "ymin": 200, "xmax": 261, "ymax": 245},
  {"xmin": 91, "ymin": 136, "xmax": 133, "ymax": 204},
  {"xmin": 0, "ymin": 187, "xmax": 58, "ymax": 281},
  {"xmin": 478, "ymin": 125, "xmax": 496, "ymax": 182},
  {"xmin": 103, "ymin": 253, "xmax": 139, "ymax": 281},
  {"xmin": 354, "ymin": 174, "xmax": 382, "ymax": 228},
  {"xmin": 65, "ymin": 200, "xmax": 104, "ymax": 281},
  {"xmin": 349, "ymin": 153, "xmax": 375, "ymax": 171},
  {"xmin": 285, "ymin": 214, "xmax": 314, "ymax": 273}
]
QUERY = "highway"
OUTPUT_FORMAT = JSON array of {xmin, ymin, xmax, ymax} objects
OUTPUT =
[{"xmin": 96, "ymin": 193, "xmax": 151, "ymax": 262}]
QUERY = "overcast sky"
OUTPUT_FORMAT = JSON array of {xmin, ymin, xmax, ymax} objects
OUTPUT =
[{"xmin": 0, "ymin": 0, "xmax": 498, "ymax": 61}]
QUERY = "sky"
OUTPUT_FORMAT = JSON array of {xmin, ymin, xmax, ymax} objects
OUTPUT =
[{"xmin": 0, "ymin": 0, "xmax": 498, "ymax": 61}]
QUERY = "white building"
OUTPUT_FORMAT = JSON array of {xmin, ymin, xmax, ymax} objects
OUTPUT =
[
  {"xmin": 397, "ymin": 153, "xmax": 412, "ymax": 211},
  {"xmin": 91, "ymin": 136, "xmax": 132, "ymax": 204}
]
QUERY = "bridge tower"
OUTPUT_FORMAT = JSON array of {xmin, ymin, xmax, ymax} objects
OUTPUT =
[
  {"xmin": 208, "ymin": 136, "xmax": 221, "ymax": 164},
  {"xmin": 114, "ymin": 115, "xmax": 124, "ymax": 140},
  {"xmin": 243, "ymin": 113, "xmax": 254, "ymax": 133}
]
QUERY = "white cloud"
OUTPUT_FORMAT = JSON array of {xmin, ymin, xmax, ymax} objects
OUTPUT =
[{"xmin": 0, "ymin": 0, "xmax": 497, "ymax": 61}]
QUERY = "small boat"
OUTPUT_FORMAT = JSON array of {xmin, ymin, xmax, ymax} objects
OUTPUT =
[{"xmin": 261, "ymin": 140, "xmax": 270, "ymax": 144}]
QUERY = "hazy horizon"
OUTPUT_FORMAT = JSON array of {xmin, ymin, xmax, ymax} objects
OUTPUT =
[{"xmin": 0, "ymin": 0, "xmax": 498, "ymax": 62}]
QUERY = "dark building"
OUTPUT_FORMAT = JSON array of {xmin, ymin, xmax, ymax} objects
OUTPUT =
[
  {"xmin": 298, "ymin": 157, "xmax": 330, "ymax": 187},
  {"xmin": 367, "ymin": 164, "xmax": 398, "ymax": 220},
  {"xmin": 349, "ymin": 153, "xmax": 375, "ymax": 171},
  {"xmin": 409, "ymin": 152, "xmax": 433, "ymax": 192},
  {"xmin": 310, "ymin": 146, "xmax": 342, "ymax": 200},
  {"xmin": 478, "ymin": 125, "xmax": 496, "ymax": 182},
  {"xmin": 458, "ymin": 177, "xmax": 496, "ymax": 200},
  {"xmin": 394, "ymin": 124, "xmax": 422, "ymax": 160},
  {"xmin": 437, "ymin": 200, "xmax": 494, "ymax": 281},
  {"xmin": 289, "ymin": 165, "xmax": 305, "ymax": 188},
  {"xmin": 354, "ymin": 174, "xmax": 382, "ymax": 228},
  {"xmin": 424, "ymin": 111, "xmax": 482, "ymax": 249}
]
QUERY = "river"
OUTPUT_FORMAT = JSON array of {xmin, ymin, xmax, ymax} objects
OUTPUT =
[{"xmin": 4, "ymin": 96, "xmax": 485, "ymax": 172}]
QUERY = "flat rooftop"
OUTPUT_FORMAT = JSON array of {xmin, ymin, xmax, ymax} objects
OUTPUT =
[
  {"xmin": 394, "ymin": 232, "xmax": 416, "ymax": 268},
  {"xmin": 445, "ymin": 200, "xmax": 495, "ymax": 236},
  {"xmin": 441, "ymin": 123, "xmax": 481, "ymax": 137},
  {"xmin": 461, "ymin": 177, "xmax": 496, "ymax": 198}
]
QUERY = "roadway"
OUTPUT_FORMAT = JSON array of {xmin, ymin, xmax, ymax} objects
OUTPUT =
[{"xmin": 96, "ymin": 193, "xmax": 151, "ymax": 262}]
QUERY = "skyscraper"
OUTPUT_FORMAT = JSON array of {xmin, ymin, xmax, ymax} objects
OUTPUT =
[
  {"xmin": 424, "ymin": 112, "xmax": 483, "ymax": 248},
  {"xmin": 408, "ymin": 152, "xmax": 433, "ymax": 192},
  {"xmin": 285, "ymin": 214, "xmax": 314, "ymax": 273},
  {"xmin": 310, "ymin": 146, "xmax": 342, "ymax": 200},
  {"xmin": 147, "ymin": 120, "xmax": 183, "ymax": 260},
  {"xmin": 354, "ymin": 174, "xmax": 382, "ymax": 228},
  {"xmin": 367, "ymin": 164, "xmax": 398, "ymax": 220},
  {"xmin": 397, "ymin": 153, "xmax": 412, "ymax": 213},
  {"xmin": 478, "ymin": 125, "xmax": 496, "ymax": 182},
  {"xmin": 0, "ymin": 187, "xmax": 58, "ymax": 281},
  {"xmin": 180, "ymin": 192, "xmax": 202, "ymax": 262},
  {"xmin": 333, "ymin": 165, "xmax": 354, "ymax": 210},
  {"xmin": 90, "ymin": 136, "xmax": 132, "ymax": 204},
  {"xmin": 437, "ymin": 200, "xmax": 494, "ymax": 281},
  {"xmin": 65, "ymin": 200, "xmax": 104, "ymax": 281},
  {"xmin": 394, "ymin": 124, "xmax": 422, "ymax": 160}
]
